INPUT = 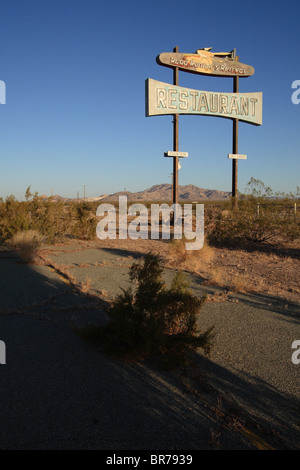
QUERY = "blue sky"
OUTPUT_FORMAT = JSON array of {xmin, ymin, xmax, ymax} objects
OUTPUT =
[{"xmin": 0, "ymin": 0, "xmax": 299, "ymax": 200}]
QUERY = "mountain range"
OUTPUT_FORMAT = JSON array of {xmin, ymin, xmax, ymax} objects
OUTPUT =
[
  {"xmin": 99, "ymin": 184, "xmax": 231, "ymax": 202},
  {"xmin": 39, "ymin": 184, "xmax": 231, "ymax": 202}
]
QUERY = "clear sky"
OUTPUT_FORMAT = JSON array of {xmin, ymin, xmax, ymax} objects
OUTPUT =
[{"xmin": 0, "ymin": 0, "xmax": 299, "ymax": 200}]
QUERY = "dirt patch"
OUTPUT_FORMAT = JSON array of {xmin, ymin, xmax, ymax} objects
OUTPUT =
[{"xmin": 37, "ymin": 237, "xmax": 300, "ymax": 304}]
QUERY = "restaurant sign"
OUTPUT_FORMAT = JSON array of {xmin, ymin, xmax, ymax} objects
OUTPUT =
[
  {"xmin": 146, "ymin": 79, "xmax": 262, "ymax": 126},
  {"xmin": 156, "ymin": 49, "xmax": 255, "ymax": 77}
]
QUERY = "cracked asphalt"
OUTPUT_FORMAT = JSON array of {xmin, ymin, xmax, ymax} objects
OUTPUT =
[{"xmin": 0, "ymin": 243, "xmax": 299, "ymax": 450}]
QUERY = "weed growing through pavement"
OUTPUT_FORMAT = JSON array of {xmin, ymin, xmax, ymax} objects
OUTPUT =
[{"xmin": 75, "ymin": 252, "xmax": 214, "ymax": 368}]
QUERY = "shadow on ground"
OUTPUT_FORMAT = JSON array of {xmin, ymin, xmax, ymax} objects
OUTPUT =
[
  {"xmin": 209, "ymin": 239, "xmax": 300, "ymax": 260},
  {"xmin": 191, "ymin": 352, "xmax": 300, "ymax": 450},
  {"xmin": 189, "ymin": 273, "xmax": 300, "ymax": 321},
  {"xmin": 0, "ymin": 245, "xmax": 299, "ymax": 450}
]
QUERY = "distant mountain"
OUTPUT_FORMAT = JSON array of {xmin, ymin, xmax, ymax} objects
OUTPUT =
[
  {"xmin": 38, "ymin": 194, "xmax": 107, "ymax": 202},
  {"xmin": 38, "ymin": 184, "xmax": 230, "ymax": 202},
  {"xmin": 39, "ymin": 194, "xmax": 75, "ymax": 202},
  {"xmin": 100, "ymin": 184, "xmax": 231, "ymax": 202}
]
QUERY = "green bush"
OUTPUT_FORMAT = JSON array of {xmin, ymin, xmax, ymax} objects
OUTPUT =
[
  {"xmin": 78, "ymin": 252, "xmax": 214, "ymax": 367},
  {"xmin": 0, "ymin": 187, "xmax": 98, "ymax": 243},
  {"xmin": 207, "ymin": 178, "xmax": 299, "ymax": 246},
  {"xmin": 209, "ymin": 198, "xmax": 280, "ymax": 245},
  {"xmin": 71, "ymin": 202, "xmax": 98, "ymax": 240}
]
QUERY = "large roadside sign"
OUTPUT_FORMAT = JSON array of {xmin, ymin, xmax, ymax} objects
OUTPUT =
[
  {"xmin": 146, "ymin": 78, "xmax": 262, "ymax": 126},
  {"xmin": 146, "ymin": 46, "xmax": 263, "ymax": 205}
]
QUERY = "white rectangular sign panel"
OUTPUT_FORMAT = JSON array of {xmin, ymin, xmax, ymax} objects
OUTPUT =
[
  {"xmin": 146, "ymin": 79, "xmax": 262, "ymax": 126},
  {"xmin": 228, "ymin": 154, "xmax": 247, "ymax": 159},
  {"xmin": 164, "ymin": 151, "xmax": 188, "ymax": 158}
]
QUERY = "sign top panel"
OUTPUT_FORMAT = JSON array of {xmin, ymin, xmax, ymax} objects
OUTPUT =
[{"xmin": 157, "ymin": 49, "xmax": 255, "ymax": 77}]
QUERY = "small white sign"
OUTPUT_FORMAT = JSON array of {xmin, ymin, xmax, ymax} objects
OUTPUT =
[
  {"xmin": 164, "ymin": 151, "xmax": 188, "ymax": 158},
  {"xmin": 228, "ymin": 154, "xmax": 247, "ymax": 160},
  {"xmin": 0, "ymin": 340, "xmax": 6, "ymax": 364}
]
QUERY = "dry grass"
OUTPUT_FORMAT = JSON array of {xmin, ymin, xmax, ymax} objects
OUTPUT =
[
  {"xmin": 167, "ymin": 238, "xmax": 215, "ymax": 274},
  {"xmin": 78, "ymin": 277, "xmax": 92, "ymax": 293},
  {"xmin": 206, "ymin": 291, "xmax": 229, "ymax": 303},
  {"xmin": 206, "ymin": 267, "xmax": 224, "ymax": 286},
  {"xmin": 7, "ymin": 230, "xmax": 44, "ymax": 263},
  {"xmin": 36, "ymin": 250, "xmax": 97, "ymax": 296},
  {"xmin": 51, "ymin": 263, "xmax": 76, "ymax": 283},
  {"xmin": 78, "ymin": 262, "xmax": 90, "ymax": 268},
  {"xmin": 98, "ymin": 288, "xmax": 108, "ymax": 297},
  {"xmin": 229, "ymin": 274, "xmax": 249, "ymax": 293}
]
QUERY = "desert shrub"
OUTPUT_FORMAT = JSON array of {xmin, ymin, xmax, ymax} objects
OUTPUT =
[
  {"xmin": 209, "ymin": 198, "xmax": 279, "ymax": 245},
  {"xmin": 208, "ymin": 179, "xmax": 299, "ymax": 246},
  {"xmin": 77, "ymin": 252, "xmax": 214, "ymax": 367},
  {"xmin": 0, "ymin": 196, "xmax": 31, "ymax": 241},
  {"xmin": 71, "ymin": 202, "xmax": 98, "ymax": 240},
  {"xmin": 0, "ymin": 188, "xmax": 98, "ymax": 243},
  {"xmin": 0, "ymin": 189, "xmax": 66, "ymax": 242},
  {"xmin": 7, "ymin": 230, "xmax": 44, "ymax": 263}
]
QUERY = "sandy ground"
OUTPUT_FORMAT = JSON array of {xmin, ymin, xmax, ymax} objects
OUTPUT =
[{"xmin": 38, "ymin": 237, "xmax": 299, "ymax": 305}]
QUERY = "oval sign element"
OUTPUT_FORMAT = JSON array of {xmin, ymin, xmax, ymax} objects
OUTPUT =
[{"xmin": 157, "ymin": 50, "xmax": 255, "ymax": 78}]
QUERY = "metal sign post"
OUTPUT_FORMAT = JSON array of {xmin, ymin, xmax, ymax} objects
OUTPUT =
[
  {"xmin": 172, "ymin": 46, "xmax": 179, "ymax": 206},
  {"xmin": 232, "ymin": 61, "xmax": 239, "ymax": 207}
]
